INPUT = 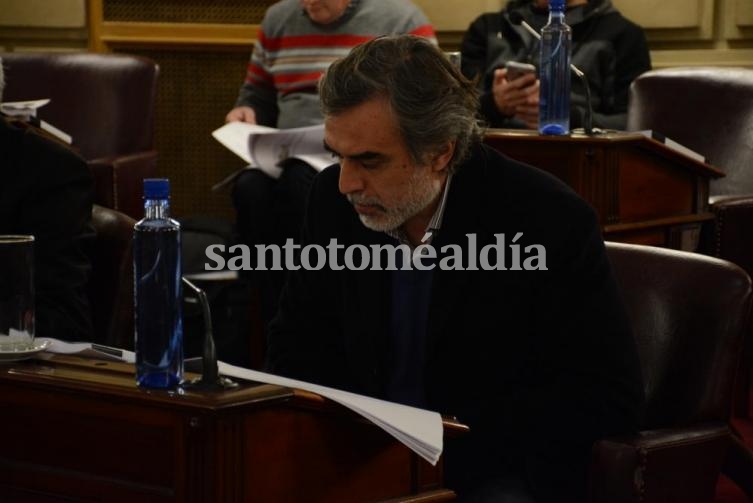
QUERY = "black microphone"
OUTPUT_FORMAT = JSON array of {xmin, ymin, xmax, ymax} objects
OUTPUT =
[
  {"xmin": 181, "ymin": 277, "xmax": 238, "ymax": 391},
  {"xmin": 508, "ymin": 12, "xmax": 599, "ymax": 135}
]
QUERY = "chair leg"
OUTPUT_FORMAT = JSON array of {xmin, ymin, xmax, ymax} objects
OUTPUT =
[{"xmin": 722, "ymin": 434, "xmax": 753, "ymax": 498}]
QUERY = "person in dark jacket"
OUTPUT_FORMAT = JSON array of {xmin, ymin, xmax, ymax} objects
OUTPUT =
[
  {"xmin": 267, "ymin": 35, "xmax": 644, "ymax": 503},
  {"xmin": 0, "ymin": 61, "xmax": 94, "ymax": 342},
  {"xmin": 461, "ymin": 0, "xmax": 651, "ymax": 131}
]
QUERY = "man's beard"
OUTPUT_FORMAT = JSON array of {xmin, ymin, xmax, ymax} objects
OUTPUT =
[{"xmin": 347, "ymin": 168, "xmax": 443, "ymax": 233}]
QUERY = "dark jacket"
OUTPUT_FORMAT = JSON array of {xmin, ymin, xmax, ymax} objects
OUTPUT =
[
  {"xmin": 267, "ymin": 143, "xmax": 644, "ymax": 501},
  {"xmin": 0, "ymin": 118, "xmax": 94, "ymax": 341},
  {"xmin": 461, "ymin": 0, "xmax": 651, "ymax": 130}
]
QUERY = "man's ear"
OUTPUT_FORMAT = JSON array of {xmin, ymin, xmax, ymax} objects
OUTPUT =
[{"xmin": 430, "ymin": 140, "xmax": 456, "ymax": 173}]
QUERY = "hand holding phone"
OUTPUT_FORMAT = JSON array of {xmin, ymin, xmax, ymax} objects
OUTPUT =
[{"xmin": 505, "ymin": 61, "xmax": 536, "ymax": 82}]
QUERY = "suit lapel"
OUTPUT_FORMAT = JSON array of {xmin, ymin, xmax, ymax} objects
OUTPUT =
[
  {"xmin": 425, "ymin": 147, "xmax": 488, "ymax": 361},
  {"xmin": 344, "ymin": 224, "xmax": 394, "ymax": 395}
]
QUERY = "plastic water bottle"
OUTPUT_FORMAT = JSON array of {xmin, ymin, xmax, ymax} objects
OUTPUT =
[
  {"xmin": 538, "ymin": 0, "xmax": 571, "ymax": 135},
  {"xmin": 134, "ymin": 178, "xmax": 183, "ymax": 388}
]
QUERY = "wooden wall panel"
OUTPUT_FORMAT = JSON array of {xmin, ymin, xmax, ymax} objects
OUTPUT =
[
  {"xmin": 0, "ymin": 0, "xmax": 86, "ymax": 28},
  {"xmin": 724, "ymin": 0, "xmax": 753, "ymax": 39},
  {"xmin": 102, "ymin": 0, "xmax": 270, "ymax": 23},
  {"xmin": 412, "ymin": 0, "xmax": 499, "ymax": 32},
  {"xmin": 90, "ymin": 0, "xmax": 277, "ymax": 218},
  {"xmin": 120, "ymin": 48, "xmax": 249, "ymax": 218},
  {"xmin": 614, "ymin": 0, "xmax": 715, "ymax": 40},
  {"xmin": 0, "ymin": 0, "xmax": 87, "ymax": 51}
]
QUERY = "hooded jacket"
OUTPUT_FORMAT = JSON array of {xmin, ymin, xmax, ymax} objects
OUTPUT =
[{"xmin": 461, "ymin": 0, "xmax": 651, "ymax": 130}]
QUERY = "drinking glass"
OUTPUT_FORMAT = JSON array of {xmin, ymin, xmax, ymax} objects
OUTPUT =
[{"xmin": 0, "ymin": 235, "xmax": 35, "ymax": 351}]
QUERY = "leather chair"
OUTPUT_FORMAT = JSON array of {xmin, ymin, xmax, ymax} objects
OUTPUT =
[
  {"xmin": 0, "ymin": 52, "xmax": 159, "ymax": 219},
  {"xmin": 590, "ymin": 242, "xmax": 752, "ymax": 503},
  {"xmin": 88, "ymin": 204, "xmax": 136, "ymax": 350},
  {"xmin": 626, "ymin": 66, "xmax": 753, "ymax": 415},
  {"xmin": 627, "ymin": 67, "xmax": 753, "ymax": 196}
]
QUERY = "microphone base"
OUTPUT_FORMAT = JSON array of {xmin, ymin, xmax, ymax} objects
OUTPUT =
[
  {"xmin": 182, "ymin": 375, "xmax": 240, "ymax": 391},
  {"xmin": 571, "ymin": 127, "xmax": 608, "ymax": 136}
]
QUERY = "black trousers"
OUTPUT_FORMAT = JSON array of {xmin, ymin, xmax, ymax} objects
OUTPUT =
[
  {"xmin": 231, "ymin": 160, "xmax": 317, "ymax": 325},
  {"xmin": 457, "ymin": 478, "xmax": 536, "ymax": 503}
]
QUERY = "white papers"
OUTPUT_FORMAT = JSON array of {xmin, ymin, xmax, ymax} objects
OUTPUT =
[
  {"xmin": 212, "ymin": 122, "xmax": 333, "ymax": 180},
  {"xmin": 38, "ymin": 337, "xmax": 135, "ymax": 363},
  {"xmin": 1, "ymin": 98, "xmax": 72, "ymax": 144},
  {"xmin": 212, "ymin": 121, "xmax": 275, "ymax": 165},
  {"xmin": 217, "ymin": 362, "xmax": 444, "ymax": 465},
  {"xmin": 39, "ymin": 120, "xmax": 72, "ymax": 144},
  {"xmin": 0, "ymin": 98, "xmax": 50, "ymax": 118},
  {"xmin": 636, "ymin": 130, "xmax": 706, "ymax": 164},
  {"xmin": 0, "ymin": 328, "xmax": 34, "ymax": 351}
]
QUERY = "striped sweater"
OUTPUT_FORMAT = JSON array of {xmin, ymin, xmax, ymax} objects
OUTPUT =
[{"xmin": 234, "ymin": 0, "xmax": 436, "ymax": 129}]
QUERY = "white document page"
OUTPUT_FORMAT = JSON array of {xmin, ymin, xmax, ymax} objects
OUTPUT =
[
  {"xmin": 211, "ymin": 121, "xmax": 276, "ymax": 165},
  {"xmin": 38, "ymin": 337, "xmax": 135, "ymax": 363},
  {"xmin": 211, "ymin": 122, "xmax": 333, "ymax": 179},
  {"xmin": 0, "ymin": 98, "xmax": 50, "ymax": 118},
  {"xmin": 218, "ymin": 361, "xmax": 444, "ymax": 465}
]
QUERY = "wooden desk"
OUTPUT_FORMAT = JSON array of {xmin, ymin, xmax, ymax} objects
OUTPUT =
[
  {"xmin": 484, "ymin": 130, "xmax": 724, "ymax": 250},
  {"xmin": 0, "ymin": 356, "xmax": 460, "ymax": 503}
]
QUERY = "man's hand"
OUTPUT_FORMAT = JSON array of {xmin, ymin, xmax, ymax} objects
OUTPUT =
[
  {"xmin": 225, "ymin": 106, "xmax": 257, "ymax": 124},
  {"xmin": 492, "ymin": 68, "xmax": 540, "ymax": 129}
]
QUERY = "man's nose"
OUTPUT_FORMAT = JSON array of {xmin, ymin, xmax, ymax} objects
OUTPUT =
[{"xmin": 338, "ymin": 159, "xmax": 364, "ymax": 195}]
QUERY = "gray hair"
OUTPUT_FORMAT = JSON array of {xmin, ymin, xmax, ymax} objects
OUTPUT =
[{"xmin": 318, "ymin": 35, "xmax": 484, "ymax": 173}]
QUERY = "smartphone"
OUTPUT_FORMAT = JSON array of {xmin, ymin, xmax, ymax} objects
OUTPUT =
[{"xmin": 505, "ymin": 61, "xmax": 536, "ymax": 81}]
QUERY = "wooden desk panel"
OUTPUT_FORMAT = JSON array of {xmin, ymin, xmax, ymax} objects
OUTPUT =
[
  {"xmin": 483, "ymin": 130, "xmax": 723, "ymax": 250},
  {"xmin": 0, "ymin": 356, "xmax": 455, "ymax": 503}
]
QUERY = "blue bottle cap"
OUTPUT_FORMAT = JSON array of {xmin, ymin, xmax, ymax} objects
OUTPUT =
[
  {"xmin": 549, "ymin": 0, "xmax": 565, "ymax": 9},
  {"xmin": 143, "ymin": 178, "xmax": 170, "ymax": 199}
]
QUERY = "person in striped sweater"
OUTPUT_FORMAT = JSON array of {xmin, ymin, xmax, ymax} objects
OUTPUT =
[{"xmin": 226, "ymin": 0, "xmax": 436, "ymax": 326}]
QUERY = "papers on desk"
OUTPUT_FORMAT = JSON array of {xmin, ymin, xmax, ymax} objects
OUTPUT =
[
  {"xmin": 36, "ymin": 338, "xmax": 444, "ymax": 465},
  {"xmin": 1, "ymin": 98, "xmax": 50, "ymax": 118},
  {"xmin": 636, "ymin": 130, "xmax": 707, "ymax": 164},
  {"xmin": 38, "ymin": 337, "xmax": 135, "ymax": 363},
  {"xmin": 217, "ymin": 362, "xmax": 444, "ymax": 466},
  {"xmin": 211, "ymin": 122, "xmax": 333, "ymax": 188},
  {"xmin": 1, "ymin": 99, "xmax": 72, "ymax": 144}
]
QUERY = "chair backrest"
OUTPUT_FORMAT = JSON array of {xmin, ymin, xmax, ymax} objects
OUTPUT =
[
  {"xmin": 626, "ymin": 67, "xmax": 753, "ymax": 197},
  {"xmin": 88, "ymin": 204, "xmax": 136, "ymax": 349},
  {"xmin": 1, "ymin": 52, "xmax": 158, "ymax": 161},
  {"xmin": 605, "ymin": 242, "xmax": 752, "ymax": 428}
]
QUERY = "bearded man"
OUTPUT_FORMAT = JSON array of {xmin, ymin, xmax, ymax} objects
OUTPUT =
[{"xmin": 267, "ymin": 35, "xmax": 643, "ymax": 503}]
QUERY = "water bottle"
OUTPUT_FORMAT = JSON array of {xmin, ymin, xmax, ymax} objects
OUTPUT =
[
  {"xmin": 538, "ymin": 0, "xmax": 571, "ymax": 135},
  {"xmin": 133, "ymin": 178, "xmax": 183, "ymax": 388}
]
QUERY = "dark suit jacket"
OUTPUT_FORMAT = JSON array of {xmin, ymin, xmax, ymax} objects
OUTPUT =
[
  {"xmin": 268, "ymin": 143, "xmax": 644, "ymax": 502},
  {"xmin": 0, "ymin": 118, "xmax": 93, "ymax": 341}
]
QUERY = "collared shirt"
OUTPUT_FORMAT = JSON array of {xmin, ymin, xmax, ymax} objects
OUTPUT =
[{"xmin": 384, "ymin": 172, "xmax": 453, "ymax": 248}]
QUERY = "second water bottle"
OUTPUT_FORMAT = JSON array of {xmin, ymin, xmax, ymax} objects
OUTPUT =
[{"xmin": 538, "ymin": 0, "xmax": 572, "ymax": 135}]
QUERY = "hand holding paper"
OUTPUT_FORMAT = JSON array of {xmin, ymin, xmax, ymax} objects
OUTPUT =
[{"xmin": 212, "ymin": 122, "xmax": 334, "ymax": 180}]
